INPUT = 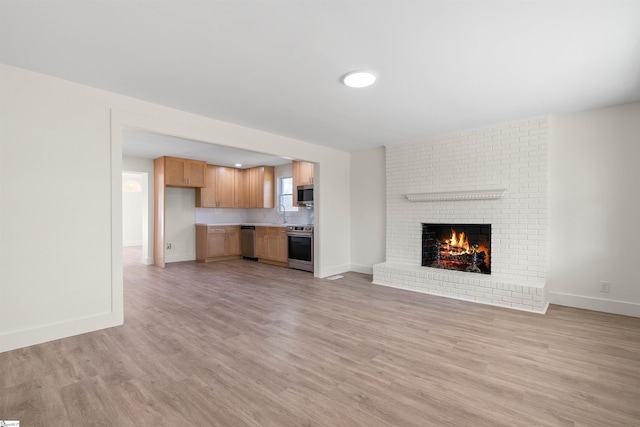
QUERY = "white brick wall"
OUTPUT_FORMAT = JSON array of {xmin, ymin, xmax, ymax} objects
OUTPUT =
[{"xmin": 374, "ymin": 118, "xmax": 549, "ymax": 313}]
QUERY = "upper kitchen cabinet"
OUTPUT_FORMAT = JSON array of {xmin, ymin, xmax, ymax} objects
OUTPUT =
[
  {"xmin": 292, "ymin": 160, "xmax": 314, "ymax": 205},
  {"xmin": 293, "ymin": 160, "xmax": 314, "ymax": 186},
  {"xmin": 196, "ymin": 165, "xmax": 237, "ymax": 208},
  {"xmin": 242, "ymin": 166, "xmax": 274, "ymax": 209},
  {"xmin": 163, "ymin": 156, "xmax": 206, "ymax": 188}
]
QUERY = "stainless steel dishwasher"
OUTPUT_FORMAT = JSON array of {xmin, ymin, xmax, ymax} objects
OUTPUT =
[{"xmin": 241, "ymin": 225, "xmax": 257, "ymax": 259}]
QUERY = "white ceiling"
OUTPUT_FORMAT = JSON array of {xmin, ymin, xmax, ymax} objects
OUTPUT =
[
  {"xmin": 2, "ymin": 1, "xmax": 639, "ymax": 152},
  {"xmin": 122, "ymin": 129, "xmax": 290, "ymax": 168}
]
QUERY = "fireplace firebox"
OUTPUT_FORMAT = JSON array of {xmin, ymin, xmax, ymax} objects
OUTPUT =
[{"xmin": 422, "ymin": 223, "xmax": 491, "ymax": 274}]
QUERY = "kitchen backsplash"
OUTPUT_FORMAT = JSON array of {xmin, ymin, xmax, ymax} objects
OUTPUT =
[
  {"xmin": 196, "ymin": 206, "xmax": 313, "ymax": 225},
  {"xmin": 195, "ymin": 208, "xmax": 248, "ymax": 224}
]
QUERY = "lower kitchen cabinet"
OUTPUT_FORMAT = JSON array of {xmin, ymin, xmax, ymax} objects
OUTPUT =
[
  {"xmin": 196, "ymin": 225, "xmax": 241, "ymax": 262},
  {"xmin": 255, "ymin": 226, "xmax": 288, "ymax": 266}
]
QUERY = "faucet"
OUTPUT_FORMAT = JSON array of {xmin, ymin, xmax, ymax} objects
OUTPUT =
[{"xmin": 280, "ymin": 204, "xmax": 287, "ymax": 224}]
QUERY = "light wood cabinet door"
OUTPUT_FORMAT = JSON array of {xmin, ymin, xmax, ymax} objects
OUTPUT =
[
  {"xmin": 235, "ymin": 169, "xmax": 248, "ymax": 208},
  {"xmin": 266, "ymin": 229, "xmax": 279, "ymax": 260},
  {"xmin": 296, "ymin": 161, "xmax": 315, "ymax": 186},
  {"xmin": 248, "ymin": 167, "xmax": 260, "ymax": 208},
  {"xmin": 165, "ymin": 157, "xmax": 188, "ymax": 187},
  {"xmin": 196, "ymin": 165, "xmax": 218, "ymax": 207},
  {"xmin": 256, "ymin": 226, "xmax": 267, "ymax": 258},
  {"xmin": 164, "ymin": 157, "xmax": 206, "ymax": 188},
  {"xmin": 187, "ymin": 160, "xmax": 206, "ymax": 187},
  {"xmin": 225, "ymin": 226, "xmax": 241, "ymax": 255},
  {"xmin": 207, "ymin": 232, "xmax": 226, "ymax": 257},
  {"xmin": 216, "ymin": 167, "xmax": 236, "ymax": 208},
  {"xmin": 261, "ymin": 166, "xmax": 275, "ymax": 209},
  {"xmin": 275, "ymin": 228, "xmax": 288, "ymax": 262},
  {"xmin": 253, "ymin": 166, "xmax": 275, "ymax": 208}
]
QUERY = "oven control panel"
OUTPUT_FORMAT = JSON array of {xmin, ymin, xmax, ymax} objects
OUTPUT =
[{"xmin": 287, "ymin": 225, "xmax": 314, "ymax": 233}]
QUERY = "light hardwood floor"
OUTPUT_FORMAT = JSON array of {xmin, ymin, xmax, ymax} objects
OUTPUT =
[{"xmin": 2, "ymin": 247, "xmax": 640, "ymax": 426}]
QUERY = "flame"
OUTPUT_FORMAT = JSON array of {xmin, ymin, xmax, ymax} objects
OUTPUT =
[
  {"xmin": 445, "ymin": 230, "xmax": 470, "ymax": 255},
  {"xmin": 441, "ymin": 229, "xmax": 490, "ymax": 267}
]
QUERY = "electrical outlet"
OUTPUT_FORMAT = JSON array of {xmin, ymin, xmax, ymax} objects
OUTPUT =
[
  {"xmin": 600, "ymin": 281, "xmax": 610, "ymax": 293},
  {"xmin": 166, "ymin": 243, "xmax": 172, "ymax": 250}
]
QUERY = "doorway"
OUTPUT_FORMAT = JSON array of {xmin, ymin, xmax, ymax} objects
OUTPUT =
[{"xmin": 122, "ymin": 171, "xmax": 151, "ymax": 264}]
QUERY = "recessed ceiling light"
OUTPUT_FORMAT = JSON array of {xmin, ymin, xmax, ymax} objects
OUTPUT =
[
  {"xmin": 235, "ymin": 163, "xmax": 242, "ymax": 167},
  {"xmin": 343, "ymin": 71, "xmax": 376, "ymax": 88}
]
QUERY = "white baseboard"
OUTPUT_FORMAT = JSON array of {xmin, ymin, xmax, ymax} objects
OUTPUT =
[
  {"xmin": 350, "ymin": 264, "xmax": 374, "ymax": 275},
  {"xmin": 0, "ymin": 311, "xmax": 123, "ymax": 353},
  {"xmin": 165, "ymin": 253, "xmax": 196, "ymax": 263},
  {"xmin": 549, "ymin": 292, "xmax": 640, "ymax": 318}
]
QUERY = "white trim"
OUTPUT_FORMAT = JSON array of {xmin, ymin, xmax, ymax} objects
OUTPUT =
[
  {"xmin": 406, "ymin": 189, "xmax": 507, "ymax": 202},
  {"xmin": 549, "ymin": 292, "xmax": 640, "ymax": 318},
  {"xmin": 0, "ymin": 312, "xmax": 119, "ymax": 353}
]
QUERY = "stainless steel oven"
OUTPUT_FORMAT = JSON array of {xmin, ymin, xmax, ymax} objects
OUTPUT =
[{"xmin": 287, "ymin": 225, "xmax": 314, "ymax": 273}]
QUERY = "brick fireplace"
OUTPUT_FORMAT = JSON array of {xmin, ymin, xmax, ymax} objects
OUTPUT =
[{"xmin": 373, "ymin": 118, "xmax": 549, "ymax": 313}]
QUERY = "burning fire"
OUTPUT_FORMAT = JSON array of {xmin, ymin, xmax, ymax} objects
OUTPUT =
[
  {"xmin": 442, "ymin": 229, "xmax": 490, "ymax": 266},
  {"xmin": 446, "ymin": 230, "xmax": 470, "ymax": 254}
]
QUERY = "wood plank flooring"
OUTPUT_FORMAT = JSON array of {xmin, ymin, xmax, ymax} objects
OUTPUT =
[{"xmin": 2, "ymin": 246, "xmax": 640, "ymax": 426}]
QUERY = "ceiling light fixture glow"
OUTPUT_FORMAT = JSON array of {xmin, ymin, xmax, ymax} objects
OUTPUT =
[
  {"xmin": 235, "ymin": 163, "xmax": 242, "ymax": 167},
  {"xmin": 343, "ymin": 71, "xmax": 376, "ymax": 88}
]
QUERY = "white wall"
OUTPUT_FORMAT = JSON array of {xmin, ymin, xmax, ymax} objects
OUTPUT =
[
  {"xmin": 165, "ymin": 187, "xmax": 196, "ymax": 263},
  {"xmin": 0, "ymin": 63, "xmax": 351, "ymax": 352},
  {"xmin": 350, "ymin": 147, "xmax": 386, "ymax": 274},
  {"xmin": 549, "ymin": 102, "xmax": 640, "ymax": 316}
]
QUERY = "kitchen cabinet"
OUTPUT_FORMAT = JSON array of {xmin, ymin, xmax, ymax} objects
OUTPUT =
[
  {"xmin": 255, "ymin": 226, "xmax": 288, "ymax": 266},
  {"xmin": 235, "ymin": 168, "xmax": 248, "ymax": 209},
  {"xmin": 196, "ymin": 165, "xmax": 237, "ymax": 208},
  {"xmin": 196, "ymin": 225, "xmax": 241, "ymax": 262},
  {"xmin": 292, "ymin": 160, "xmax": 314, "ymax": 205},
  {"xmin": 164, "ymin": 156, "xmax": 206, "ymax": 188},
  {"xmin": 197, "ymin": 166, "xmax": 273, "ymax": 209},
  {"xmin": 244, "ymin": 166, "xmax": 275, "ymax": 209}
]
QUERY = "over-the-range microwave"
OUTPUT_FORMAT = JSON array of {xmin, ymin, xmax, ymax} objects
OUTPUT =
[{"xmin": 297, "ymin": 185, "xmax": 313, "ymax": 206}]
